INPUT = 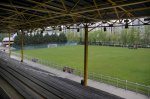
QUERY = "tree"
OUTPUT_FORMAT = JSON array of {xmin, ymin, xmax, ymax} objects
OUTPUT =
[
  {"xmin": 120, "ymin": 29, "xmax": 128, "ymax": 45},
  {"xmin": 97, "ymin": 30, "xmax": 107, "ymax": 41},
  {"xmin": 14, "ymin": 32, "xmax": 68, "ymax": 45},
  {"xmin": 0, "ymin": 33, "xmax": 5, "ymax": 41},
  {"xmin": 134, "ymin": 27, "xmax": 140, "ymax": 45},
  {"xmin": 88, "ymin": 31, "xmax": 97, "ymax": 42},
  {"xmin": 66, "ymin": 32, "xmax": 80, "ymax": 42},
  {"xmin": 144, "ymin": 25, "xmax": 150, "ymax": 44},
  {"xmin": 14, "ymin": 34, "xmax": 22, "ymax": 45},
  {"xmin": 59, "ymin": 33, "xmax": 67, "ymax": 43}
]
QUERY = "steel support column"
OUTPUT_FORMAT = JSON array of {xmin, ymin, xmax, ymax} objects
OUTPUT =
[
  {"xmin": 21, "ymin": 30, "xmax": 24, "ymax": 62},
  {"xmin": 83, "ymin": 24, "xmax": 88, "ymax": 86},
  {"xmin": 8, "ymin": 32, "xmax": 11, "ymax": 57}
]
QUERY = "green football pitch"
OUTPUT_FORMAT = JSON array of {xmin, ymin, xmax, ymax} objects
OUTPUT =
[{"xmin": 17, "ymin": 45, "xmax": 150, "ymax": 85}]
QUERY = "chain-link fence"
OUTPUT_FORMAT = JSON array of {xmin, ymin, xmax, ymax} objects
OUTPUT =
[
  {"xmin": 12, "ymin": 43, "xmax": 77, "ymax": 51},
  {"xmin": 11, "ymin": 52, "xmax": 150, "ymax": 97}
]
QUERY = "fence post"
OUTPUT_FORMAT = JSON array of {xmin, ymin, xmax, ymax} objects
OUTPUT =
[
  {"xmin": 107, "ymin": 76, "xmax": 109, "ymax": 84},
  {"xmin": 39, "ymin": 59, "xmax": 41, "ymax": 64},
  {"xmin": 43, "ymin": 60, "xmax": 45, "ymax": 65},
  {"xmin": 44, "ymin": 60, "xmax": 45, "ymax": 65},
  {"xmin": 116, "ymin": 78, "xmax": 118, "ymax": 87},
  {"xmin": 55, "ymin": 64, "xmax": 57, "ymax": 69},
  {"xmin": 126, "ymin": 80, "xmax": 127, "ymax": 90},
  {"xmin": 80, "ymin": 70, "xmax": 82, "ymax": 76},
  {"xmin": 58, "ymin": 64, "xmax": 60, "ymax": 69},
  {"xmin": 148, "ymin": 86, "xmax": 150, "ymax": 97},
  {"xmin": 54, "ymin": 63, "xmax": 56, "ymax": 68},
  {"xmin": 98, "ymin": 74, "xmax": 101, "ymax": 82},
  {"xmin": 92, "ymin": 72, "xmax": 94, "ymax": 80},
  {"xmin": 40, "ymin": 60, "xmax": 41, "ymax": 64},
  {"xmin": 45, "ymin": 60, "xmax": 47, "ymax": 65},
  {"xmin": 100, "ymin": 74, "xmax": 102, "ymax": 82},
  {"xmin": 136, "ymin": 83, "xmax": 138, "ymax": 93},
  {"xmin": 47, "ymin": 61, "xmax": 49, "ymax": 66},
  {"xmin": 41, "ymin": 60, "xmax": 43, "ymax": 64}
]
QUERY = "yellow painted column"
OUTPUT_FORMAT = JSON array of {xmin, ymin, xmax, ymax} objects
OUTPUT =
[
  {"xmin": 21, "ymin": 30, "xmax": 24, "ymax": 62},
  {"xmin": 8, "ymin": 32, "xmax": 11, "ymax": 57},
  {"xmin": 83, "ymin": 24, "xmax": 88, "ymax": 86}
]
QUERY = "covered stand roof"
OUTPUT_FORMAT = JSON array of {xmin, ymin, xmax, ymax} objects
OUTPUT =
[{"xmin": 0, "ymin": 0, "xmax": 150, "ymax": 32}]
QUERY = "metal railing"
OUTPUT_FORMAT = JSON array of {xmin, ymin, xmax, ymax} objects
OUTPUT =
[{"xmin": 11, "ymin": 52, "xmax": 150, "ymax": 97}]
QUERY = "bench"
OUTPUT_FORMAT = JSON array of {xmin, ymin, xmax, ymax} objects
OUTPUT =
[
  {"xmin": 63, "ymin": 67, "xmax": 74, "ymax": 73},
  {"xmin": 32, "ymin": 58, "xmax": 38, "ymax": 62}
]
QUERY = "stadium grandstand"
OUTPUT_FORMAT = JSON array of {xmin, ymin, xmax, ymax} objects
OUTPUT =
[{"xmin": 0, "ymin": 0, "xmax": 150, "ymax": 98}]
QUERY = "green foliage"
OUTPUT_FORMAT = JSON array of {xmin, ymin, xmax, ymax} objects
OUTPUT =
[
  {"xmin": 14, "ymin": 33, "xmax": 67, "ymax": 45},
  {"xmin": 59, "ymin": 33, "xmax": 67, "ymax": 43},
  {"xmin": 66, "ymin": 26, "xmax": 150, "ymax": 45},
  {"xmin": 120, "ymin": 29, "xmax": 128, "ymax": 44},
  {"xmin": 128, "ymin": 28, "xmax": 136, "ymax": 44},
  {"xmin": 0, "ymin": 33, "xmax": 7, "ymax": 41},
  {"xmin": 14, "ymin": 34, "xmax": 22, "ymax": 45},
  {"xmin": 144, "ymin": 25, "xmax": 150, "ymax": 44},
  {"xmin": 0, "ymin": 35, "xmax": 3, "ymax": 41},
  {"xmin": 97, "ymin": 30, "xmax": 107, "ymax": 41},
  {"xmin": 66, "ymin": 31, "xmax": 80, "ymax": 42}
]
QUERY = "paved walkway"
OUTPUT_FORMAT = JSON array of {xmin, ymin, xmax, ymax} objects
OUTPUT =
[{"xmin": 11, "ymin": 55, "xmax": 149, "ymax": 99}]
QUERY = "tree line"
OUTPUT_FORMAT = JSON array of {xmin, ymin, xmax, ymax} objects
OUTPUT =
[
  {"xmin": 12, "ymin": 25, "xmax": 150, "ymax": 46},
  {"xmin": 66, "ymin": 25, "xmax": 150, "ymax": 46},
  {"xmin": 14, "ymin": 33, "xmax": 67, "ymax": 45}
]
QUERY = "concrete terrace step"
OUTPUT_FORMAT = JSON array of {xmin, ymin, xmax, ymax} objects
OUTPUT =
[
  {"xmin": 9, "ymin": 54, "xmax": 150, "ymax": 99},
  {"xmin": 0, "ymin": 51, "xmax": 123, "ymax": 99}
]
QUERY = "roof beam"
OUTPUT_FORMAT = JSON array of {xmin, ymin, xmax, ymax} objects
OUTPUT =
[
  {"xmin": 27, "ymin": 0, "xmax": 65, "ymax": 12},
  {"xmin": 107, "ymin": 0, "xmax": 120, "ymax": 19},
  {"xmin": 93, "ymin": 0, "xmax": 102, "ymax": 18},
  {"xmin": 61, "ymin": 0, "xmax": 77, "ymax": 23},
  {"xmin": 70, "ymin": 0, "xmax": 80, "ymax": 11},
  {"xmin": 7, "ymin": 7, "xmax": 150, "ymax": 28},
  {"xmin": 0, "ymin": 0, "xmax": 150, "ymax": 31},
  {"xmin": 0, "ymin": 3, "xmax": 62, "ymax": 14},
  {"xmin": 0, "ymin": 7, "xmax": 49, "ymax": 22},
  {"xmin": 18, "ymin": 6, "xmax": 150, "ymax": 26},
  {"xmin": 2, "ymin": 6, "xmax": 150, "ymax": 28},
  {"xmin": 72, "ymin": 0, "xmax": 150, "ymax": 14}
]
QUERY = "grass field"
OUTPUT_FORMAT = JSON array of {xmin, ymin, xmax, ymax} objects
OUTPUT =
[{"xmin": 17, "ymin": 45, "xmax": 150, "ymax": 85}]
